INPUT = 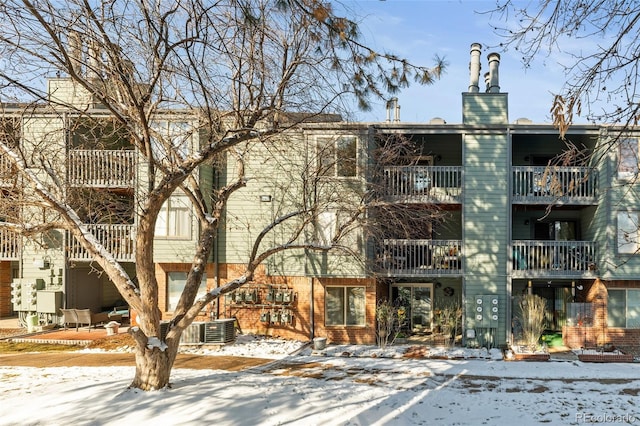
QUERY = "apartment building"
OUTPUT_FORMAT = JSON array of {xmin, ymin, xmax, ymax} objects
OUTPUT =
[{"xmin": 1, "ymin": 43, "xmax": 640, "ymax": 349}]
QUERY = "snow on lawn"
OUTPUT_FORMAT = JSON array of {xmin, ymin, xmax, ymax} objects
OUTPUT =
[{"xmin": 1, "ymin": 335, "xmax": 640, "ymax": 425}]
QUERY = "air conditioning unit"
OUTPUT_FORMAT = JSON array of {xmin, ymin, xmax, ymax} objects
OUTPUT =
[
  {"xmin": 204, "ymin": 319, "xmax": 235, "ymax": 344},
  {"xmin": 159, "ymin": 321, "xmax": 170, "ymax": 341},
  {"xmin": 181, "ymin": 322, "xmax": 204, "ymax": 344}
]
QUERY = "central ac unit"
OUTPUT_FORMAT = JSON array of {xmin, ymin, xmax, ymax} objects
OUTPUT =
[{"xmin": 204, "ymin": 319, "xmax": 235, "ymax": 344}]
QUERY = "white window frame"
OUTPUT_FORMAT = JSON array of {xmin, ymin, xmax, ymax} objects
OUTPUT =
[
  {"xmin": 167, "ymin": 271, "xmax": 207, "ymax": 312},
  {"xmin": 607, "ymin": 288, "xmax": 640, "ymax": 328},
  {"xmin": 155, "ymin": 192, "xmax": 192, "ymax": 238},
  {"xmin": 617, "ymin": 137, "xmax": 639, "ymax": 180},
  {"xmin": 151, "ymin": 120, "xmax": 193, "ymax": 162},
  {"xmin": 314, "ymin": 210, "xmax": 361, "ymax": 254},
  {"xmin": 316, "ymin": 135, "xmax": 358, "ymax": 178},
  {"xmin": 325, "ymin": 286, "xmax": 366, "ymax": 326},
  {"xmin": 617, "ymin": 211, "xmax": 639, "ymax": 254}
]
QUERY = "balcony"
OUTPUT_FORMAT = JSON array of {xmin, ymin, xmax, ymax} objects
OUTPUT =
[
  {"xmin": 512, "ymin": 166, "xmax": 597, "ymax": 205},
  {"xmin": 512, "ymin": 240, "xmax": 597, "ymax": 278},
  {"xmin": 68, "ymin": 224, "xmax": 135, "ymax": 262},
  {"xmin": 0, "ymin": 228, "xmax": 20, "ymax": 260},
  {"xmin": 383, "ymin": 166, "xmax": 462, "ymax": 204},
  {"xmin": 380, "ymin": 239, "xmax": 462, "ymax": 277},
  {"xmin": 0, "ymin": 153, "xmax": 16, "ymax": 187},
  {"xmin": 68, "ymin": 150, "xmax": 136, "ymax": 188}
]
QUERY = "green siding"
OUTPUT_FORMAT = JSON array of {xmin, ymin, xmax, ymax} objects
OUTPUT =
[
  {"xmin": 463, "ymin": 131, "xmax": 509, "ymax": 342},
  {"xmin": 462, "ymin": 93, "xmax": 508, "ymax": 125}
]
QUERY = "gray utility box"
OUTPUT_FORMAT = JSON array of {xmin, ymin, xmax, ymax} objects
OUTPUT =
[
  {"xmin": 204, "ymin": 319, "xmax": 236, "ymax": 344},
  {"xmin": 36, "ymin": 291, "xmax": 63, "ymax": 314}
]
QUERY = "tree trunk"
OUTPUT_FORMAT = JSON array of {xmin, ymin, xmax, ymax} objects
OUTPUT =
[{"xmin": 130, "ymin": 346, "xmax": 177, "ymax": 390}]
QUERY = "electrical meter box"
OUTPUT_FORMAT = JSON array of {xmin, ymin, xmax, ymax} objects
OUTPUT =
[
  {"xmin": 11, "ymin": 279, "xmax": 42, "ymax": 312},
  {"xmin": 36, "ymin": 291, "xmax": 63, "ymax": 314},
  {"xmin": 473, "ymin": 295, "xmax": 500, "ymax": 327}
]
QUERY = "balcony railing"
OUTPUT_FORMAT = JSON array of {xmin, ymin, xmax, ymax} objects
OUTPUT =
[
  {"xmin": 0, "ymin": 153, "xmax": 15, "ymax": 187},
  {"xmin": 68, "ymin": 224, "xmax": 135, "ymax": 262},
  {"xmin": 383, "ymin": 166, "xmax": 462, "ymax": 203},
  {"xmin": 512, "ymin": 240, "xmax": 597, "ymax": 277},
  {"xmin": 380, "ymin": 239, "xmax": 462, "ymax": 276},
  {"xmin": 68, "ymin": 150, "xmax": 136, "ymax": 188},
  {"xmin": 512, "ymin": 166, "xmax": 597, "ymax": 204},
  {"xmin": 0, "ymin": 228, "xmax": 20, "ymax": 260}
]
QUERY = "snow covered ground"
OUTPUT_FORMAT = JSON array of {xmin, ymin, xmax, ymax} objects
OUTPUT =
[{"xmin": 1, "ymin": 335, "xmax": 639, "ymax": 425}]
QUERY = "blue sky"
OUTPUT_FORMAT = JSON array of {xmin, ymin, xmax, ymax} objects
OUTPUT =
[{"xmin": 338, "ymin": 0, "xmax": 574, "ymax": 124}]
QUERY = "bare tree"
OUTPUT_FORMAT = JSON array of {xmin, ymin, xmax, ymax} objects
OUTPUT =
[
  {"xmin": 0, "ymin": 0, "xmax": 443, "ymax": 390},
  {"xmin": 490, "ymin": 0, "xmax": 640, "ymax": 135}
]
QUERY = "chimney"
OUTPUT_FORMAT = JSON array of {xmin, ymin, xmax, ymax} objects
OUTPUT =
[
  {"xmin": 487, "ymin": 52, "xmax": 501, "ymax": 93},
  {"xmin": 468, "ymin": 43, "xmax": 482, "ymax": 93},
  {"xmin": 386, "ymin": 97, "xmax": 400, "ymax": 122},
  {"xmin": 68, "ymin": 31, "xmax": 83, "ymax": 76},
  {"xmin": 86, "ymin": 41, "xmax": 102, "ymax": 79},
  {"xmin": 484, "ymin": 72, "xmax": 491, "ymax": 92}
]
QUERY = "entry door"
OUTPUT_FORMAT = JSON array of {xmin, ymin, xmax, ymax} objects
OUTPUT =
[{"xmin": 391, "ymin": 284, "xmax": 433, "ymax": 334}]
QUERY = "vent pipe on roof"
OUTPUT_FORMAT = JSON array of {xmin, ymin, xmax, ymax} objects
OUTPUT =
[
  {"xmin": 386, "ymin": 97, "xmax": 400, "ymax": 122},
  {"xmin": 68, "ymin": 31, "xmax": 83, "ymax": 77},
  {"xmin": 487, "ymin": 52, "xmax": 501, "ymax": 93},
  {"xmin": 484, "ymin": 72, "xmax": 491, "ymax": 92},
  {"xmin": 468, "ymin": 43, "xmax": 482, "ymax": 93}
]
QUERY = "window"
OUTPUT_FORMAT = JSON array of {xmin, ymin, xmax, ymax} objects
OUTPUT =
[
  {"xmin": 316, "ymin": 211, "xmax": 337, "ymax": 246},
  {"xmin": 618, "ymin": 138, "xmax": 639, "ymax": 179},
  {"xmin": 314, "ymin": 210, "xmax": 361, "ymax": 253},
  {"xmin": 167, "ymin": 272, "xmax": 207, "ymax": 311},
  {"xmin": 151, "ymin": 121, "xmax": 192, "ymax": 162},
  {"xmin": 155, "ymin": 193, "xmax": 191, "ymax": 237},
  {"xmin": 325, "ymin": 286, "xmax": 365, "ymax": 326},
  {"xmin": 317, "ymin": 136, "xmax": 357, "ymax": 177},
  {"xmin": 617, "ymin": 212, "xmax": 639, "ymax": 254},
  {"xmin": 608, "ymin": 289, "xmax": 640, "ymax": 328}
]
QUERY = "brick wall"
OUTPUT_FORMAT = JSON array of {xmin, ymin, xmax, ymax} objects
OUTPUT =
[
  {"xmin": 155, "ymin": 262, "xmax": 380, "ymax": 344},
  {"xmin": 0, "ymin": 262, "xmax": 12, "ymax": 317},
  {"xmin": 563, "ymin": 279, "xmax": 640, "ymax": 349}
]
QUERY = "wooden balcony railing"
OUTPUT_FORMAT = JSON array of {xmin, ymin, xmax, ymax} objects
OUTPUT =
[
  {"xmin": 380, "ymin": 239, "xmax": 462, "ymax": 276},
  {"xmin": 0, "ymin": 228, "xmax": 20, "ymax": 260},
  {"xmin": 383, "ymin": 166, "xmax": 462, "ymax": 203},
  {"xmin": 0, "ymin": 153, "xmax": 15, "ymax": 187},
  {"xmin": 512, "ymin": 166, "xmax": 597, "ymax": 204},
  {"xmin": 68, "ymin": 150, "xmax": 136, "ymax": 188},
  {"xmin": 512, "ymin": 240, "xmax": 597, "ymax": 277},
  {"xmin": 68, "ymin": 224, "xmax": 135, "ymax": 262}
]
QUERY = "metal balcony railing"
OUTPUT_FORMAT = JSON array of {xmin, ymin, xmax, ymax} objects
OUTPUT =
[
  {"xmin": 380, "ymin": 239, "xmax": 462, "ymax": 276},
  {"xmin": 383, "ymin": 166, "xmax": 462, "ymax": 203},
  {"xmin": 512, "ymin": 240, "xmax": 597, "ymax": 277},
  {"xmin": 0, "ymin": 228, "xmax": 20, "ymax": 260},
  {"xmin": 512, "ymin": 166, "xmax": 597, "ymax": 204},
  {"xmin": 68, "ymin": 150, "xmax": 136, "ymax": 188},
  {"xmin": 68, "ymin": 224, "xmax": 135, "ymax": 262}
]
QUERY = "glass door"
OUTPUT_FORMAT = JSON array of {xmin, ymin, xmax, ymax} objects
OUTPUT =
[{"xmin": 391, "ymin": 284, "xmax": 433, "ymax": 334}]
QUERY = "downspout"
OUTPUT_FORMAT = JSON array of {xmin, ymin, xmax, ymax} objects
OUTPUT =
[
  {"xmin": 213, "ymin": 167, "xmax": 221, "ymax": 320},
  {"xmin": 309, "ymin": 276, "xmax": 314, "ymax": 340}
]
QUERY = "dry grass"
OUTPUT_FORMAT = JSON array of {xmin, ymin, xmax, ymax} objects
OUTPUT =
[{"xmin": 0, "ymin": 327, "xmax": 136, "ymax": 353}]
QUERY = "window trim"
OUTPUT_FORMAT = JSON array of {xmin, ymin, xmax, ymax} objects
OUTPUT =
[
  {"xmin": 607, "ymin": 288, "xmax": 640, "ymax": 329},
  {"xmin": 617, "ymin": 211, "xmax": 639, "ymax": 255},
  {"xmin": 315, "ymin": 135, "xmax": 359, "ymax": 178},
  {"xmin": 166, "ymin": 271, "xmax": 207, "ymax": 312},
  {"xmin": 155, "ymin": 192, "xmax": 192, "ymax": 239},
  {"xmin": 617, "ymin": 137, "xmax": 639, "ymax": 180},
  {"xmin": 324, "ymin": 285, "xmax": 366, "ymax": 327}
]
